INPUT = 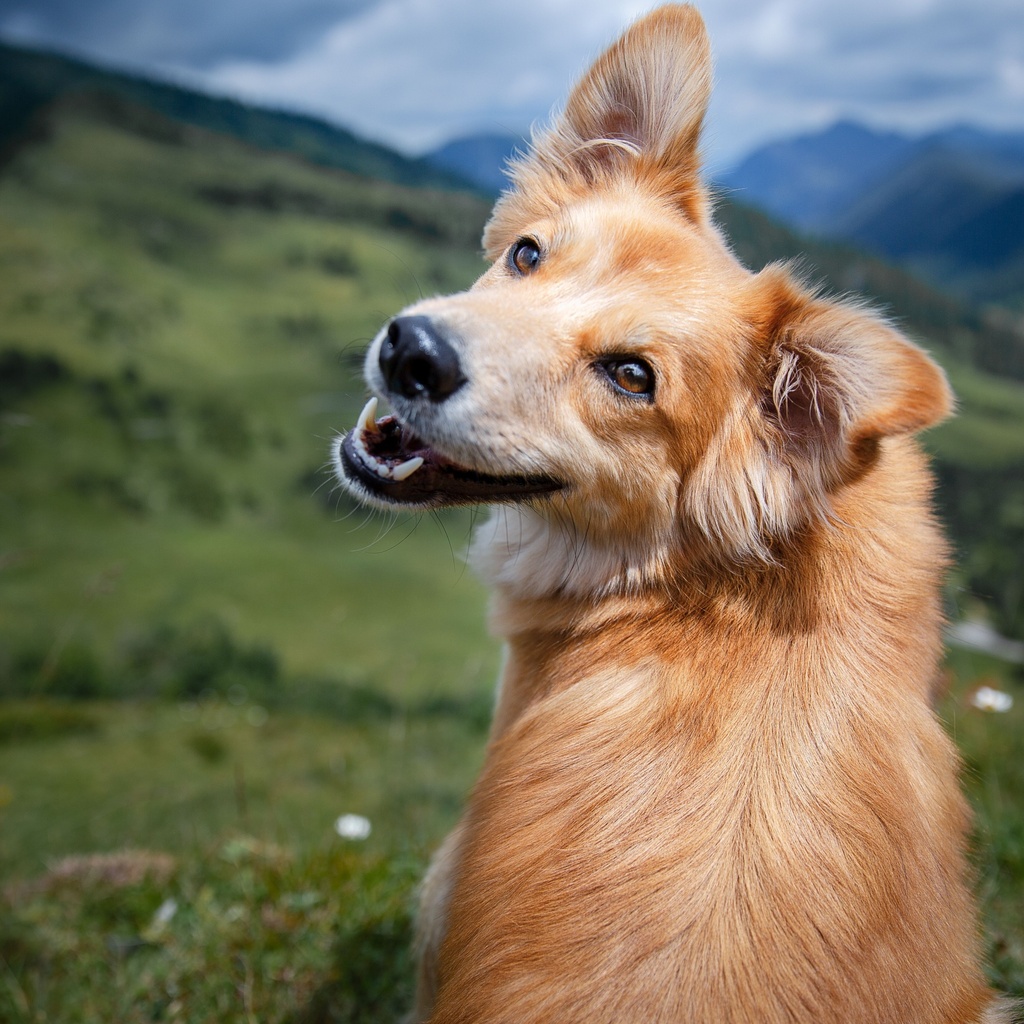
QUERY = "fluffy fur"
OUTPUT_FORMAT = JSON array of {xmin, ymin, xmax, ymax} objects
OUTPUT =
[{"xmin": 334, "ymin": 6, "xmax": 1012, "ymax": 1022}]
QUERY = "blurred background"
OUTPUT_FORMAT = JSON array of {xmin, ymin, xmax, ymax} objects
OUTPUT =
[{"xmin": 0, "ymin": 1, "xmax": 1021, "ymax": 1020}]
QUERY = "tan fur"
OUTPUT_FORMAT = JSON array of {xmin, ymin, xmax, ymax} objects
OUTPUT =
[{"xmin": 337, "ymin": 6, "xmax": 1012, "ymax": 1022}]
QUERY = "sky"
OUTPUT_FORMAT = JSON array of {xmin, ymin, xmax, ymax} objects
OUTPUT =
[{"xmin": 1, "ymin": 0, "xmax": 1022, "ymax": 171}]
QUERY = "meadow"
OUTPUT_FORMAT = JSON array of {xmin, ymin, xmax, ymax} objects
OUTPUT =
[{"xmin": 0, "ymin": 89, "xmax": 1021, "ymax": 1020}]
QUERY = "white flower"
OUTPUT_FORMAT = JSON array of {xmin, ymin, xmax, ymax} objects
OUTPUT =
[
  {"xmin": 151, "ymin": 897, "xmax": 178, "ymax": 928},
  {"xmin": 334, "ymin": 814, "xmax": 372, "ymax": 840},
  {"xmin": 970, "ymin": 686, "xmax": 1013, "ymax": 713}
]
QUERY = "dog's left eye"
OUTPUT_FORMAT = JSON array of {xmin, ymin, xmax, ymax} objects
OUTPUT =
[
  {"xmin": 509, "ymin": 238, "xmax": 542, "ymax": 276},
  {"xmin": 598, "ymin": 358, "xmax": 656, "ymax": 399}
]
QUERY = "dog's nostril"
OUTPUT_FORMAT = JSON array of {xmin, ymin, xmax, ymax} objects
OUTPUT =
[
  {"xmin": 379, "ymin": 315, "xmax": 466, "ymax": 402},
  {"xmin": 402, "ymin": 356, "xmax": 438, "ymax": 396},
  {"xmin": 386, "ymin": 319, "xmax": 402, "ymax": 347}
]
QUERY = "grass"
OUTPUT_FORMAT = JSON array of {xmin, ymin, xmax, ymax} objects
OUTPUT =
[
  {"xmin": 0, "ymin": 698, "xmax": 481, "ymax": 1023},
  {"xmin": 0, "ymin": 499, "xmax": 498, "ymax": 696},
  {"xmin": 0, "ymin": 657, "xmax": 1020, "ymax": 1021},
  {"xmin": 942, "ymin": 649, "xmax": 1024, "ymax": 994},
  {"xmin": 0, "ymin": 700, "xmax": 486, "ymax": 879},
  {"xmin": 0, "ymin": 836, "xmax": 422, "ymax": 1023}
]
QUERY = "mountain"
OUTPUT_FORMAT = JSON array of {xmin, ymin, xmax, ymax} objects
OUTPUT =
[
  {"xmin": 0, "ymin": 39, "xmax": 474, "ymax": 192},
  {"xmin": 720, "ymin": 122, "xmax": 1024, "ymax": 309},
  {"xmin": 426, "ymin": 132, "xmax": 527, "ymax": 195},
  {"xmin": 721, "ymin": 121, "xmax": 1024, "ymax": 234},
  {"xmin": 719, "ymin": 121, "xmax": 914, "ymax": 232},
  {"xmin": 833, "ymin": 144, "xmax": 1022, "ymax": 257},
  {"xmin": 828, "ymin": 143, "xmax": 1024, "ymax": 307}
]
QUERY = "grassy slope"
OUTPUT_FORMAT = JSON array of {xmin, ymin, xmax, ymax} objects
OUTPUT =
[
  {"xmin": 0, "ymin": 97, "xmax": 1020, "ymax": 1019},
  {"xmin": 0, "ymin": 95, "xmax": 497, "ymax": 1021},
  {"xmin": 0, "ymin": 41, "xmax": 472, "ymax": 192},
  {"xmin": 0, "ymin": 95, "xmax": 495, "ymax": 688}
]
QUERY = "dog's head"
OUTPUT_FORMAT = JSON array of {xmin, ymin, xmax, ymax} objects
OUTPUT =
[{"xmin": 334, "ymin": 4, "xmax": 952, "ymax": 593}]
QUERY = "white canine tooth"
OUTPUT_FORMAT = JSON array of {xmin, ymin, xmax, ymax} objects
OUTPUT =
[
  {"xmin": 391, "ymin": 456, "xmax": 424, "ymax": 482},
  {"xmin": 356, "ymin": 396, "xmax": 379, "ymax": 435}
]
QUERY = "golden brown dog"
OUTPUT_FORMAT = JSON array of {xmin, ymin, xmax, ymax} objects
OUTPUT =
[{"xmin": 334, "ymin": 6, "xmax": 1011, "ymax": 1021}]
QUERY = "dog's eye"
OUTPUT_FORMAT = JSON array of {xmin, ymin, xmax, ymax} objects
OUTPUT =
[
  {"xmin": 598, "ymin": 358, "xmax": 656, "ymax": 399},
  {"xmin": 509, "ymin": 238, "xmax": 542, "ymax": 276}
]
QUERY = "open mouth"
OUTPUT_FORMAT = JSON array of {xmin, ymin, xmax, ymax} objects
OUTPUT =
[{"xmin": 337, "ymin": 398, "xmax": 563, "ymax": 508}]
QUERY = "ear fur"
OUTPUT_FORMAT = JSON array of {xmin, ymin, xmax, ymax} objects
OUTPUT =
[
  {"xmin": 760, "ymin": 270, "xmax": 954, "ymax": 458},
  {"xmin": 685, "ymin": 268, "xmax": 954, "ymax": 560},
  {"xmin": 485, "ymin": 4, "xmax": 712, "ymax": 254},
  {"xmin": 554, "ymin": 4, "xmax": 711, "ymax": 177}
]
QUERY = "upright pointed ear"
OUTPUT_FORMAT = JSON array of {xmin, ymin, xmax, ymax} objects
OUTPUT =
[
  {"xmin": 556, "ymin": 5, "xmax": 711, "ymax": 173},
  {"xmin": 497, "ymin": 5, "xmax": 711, "ymax": 227},
  {"xmin": 684, "ymin": 269, "xmax": 953, "ymax": 561}
]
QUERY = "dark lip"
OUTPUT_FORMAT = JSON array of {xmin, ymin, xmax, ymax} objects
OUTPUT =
[{"xmin": 339, "ymin": 419, "xmax": 563, "ymax": 509}]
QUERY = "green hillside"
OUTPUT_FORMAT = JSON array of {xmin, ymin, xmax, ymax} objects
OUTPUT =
[
  {"xmin": 0, "ymin": 79, "xmax": 1021, "ymax": 1020},
  {"xmin": 0, "ymin": 89, "xmax": 495, "ymax": 686},
  {"xmin": 0, "ymin": 98, "xmax": 504, "ymax": 1019},
  {"xmin": 0, "ymin": 40, "xmax": 473, "ymax": 193}
]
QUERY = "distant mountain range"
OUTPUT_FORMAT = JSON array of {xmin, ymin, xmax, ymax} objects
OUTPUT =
[
  {"xmin": 719, "ymin": 121, "xmax": 1024, "ymax": 309},
  {"xmin": 427, "ymin": 132, "xmax": 528, "ymax": 196},
  {"xmin": 424, "ymin": 121, "xmax": 1024, "ymax": 310}
]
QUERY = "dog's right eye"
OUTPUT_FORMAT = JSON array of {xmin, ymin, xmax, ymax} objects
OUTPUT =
[
  {"xmin": 509, "ymin": 238, "xmax": 542, "ymax": 276},
  {"xmin": 596, "ymin": 357, "xmax": 656, "ymax": 400}
]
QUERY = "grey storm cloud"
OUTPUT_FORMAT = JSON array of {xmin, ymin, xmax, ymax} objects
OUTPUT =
[
  {"xmin": 0, "ymin": 0, "xmax": 375, "ymax": 67},
  {"xmin": 1, "ymin": 0, "xmax": 1021, "ymax": 167}
]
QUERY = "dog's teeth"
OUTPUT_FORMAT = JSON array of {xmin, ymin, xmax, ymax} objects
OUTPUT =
[
  {"xmin": 349, "ymin": 399, "xmax": 422, "ymax": 483},
  {"xmin": 356, "ymin": 396, "xmax": 379, "ymax": 435},
  {"xmin": 391, "ymin": 456, "xmax": 424, "ymax": 482}
]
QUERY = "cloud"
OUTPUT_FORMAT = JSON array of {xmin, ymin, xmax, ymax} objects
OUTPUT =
[
  {"xmin": 0, "ymin": 0, "xmax": 375, "ymax": 67},
  {"xmin": 703, "ymin": 0, "xmax": 1024, "ymax": 164},
  {"xmin": 200, "ymin": 0, "xmax": 1024, "ymax": 166},
  {"xmin": 201, "ymin": 0, "xmax": 652, "ymax": 151},
  {"xmin": 1, "ymin": 0, "xmax": 1021, "ymax": 168}
]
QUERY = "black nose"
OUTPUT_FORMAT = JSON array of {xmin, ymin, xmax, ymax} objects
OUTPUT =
[{"xmin": 378, "ymin": 315, "xmax": 466, "ymax": 402}]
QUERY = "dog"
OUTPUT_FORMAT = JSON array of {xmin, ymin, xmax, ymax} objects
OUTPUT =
[{"xmin": 333, "ymin": 6, "xmax": 1012, "ymax": 1022}]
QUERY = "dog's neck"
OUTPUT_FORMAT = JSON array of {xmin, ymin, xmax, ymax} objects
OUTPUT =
[
  {"xmin": 469, "ymin": 503, "xmax": 683, "ymax": 602},
  {"xmin": 474, "ymin": 437, "xmax": 945, "ymax": 605},
  {"xmin": 472, "ymin": 438, "xmax": 947, "ymax": 724}
]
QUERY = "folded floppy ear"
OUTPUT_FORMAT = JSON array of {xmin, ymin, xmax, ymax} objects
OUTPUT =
[
  {"xmin": 488, "ymin": 4, "xmax": 712, "ymax": 245},
  {"xmin": 685, "ymin": 270, "xmax": 953, "ymax": 560},
  {"xmin": 761, "ymin": 276, "xmax": 954, "ymax": 484}
]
